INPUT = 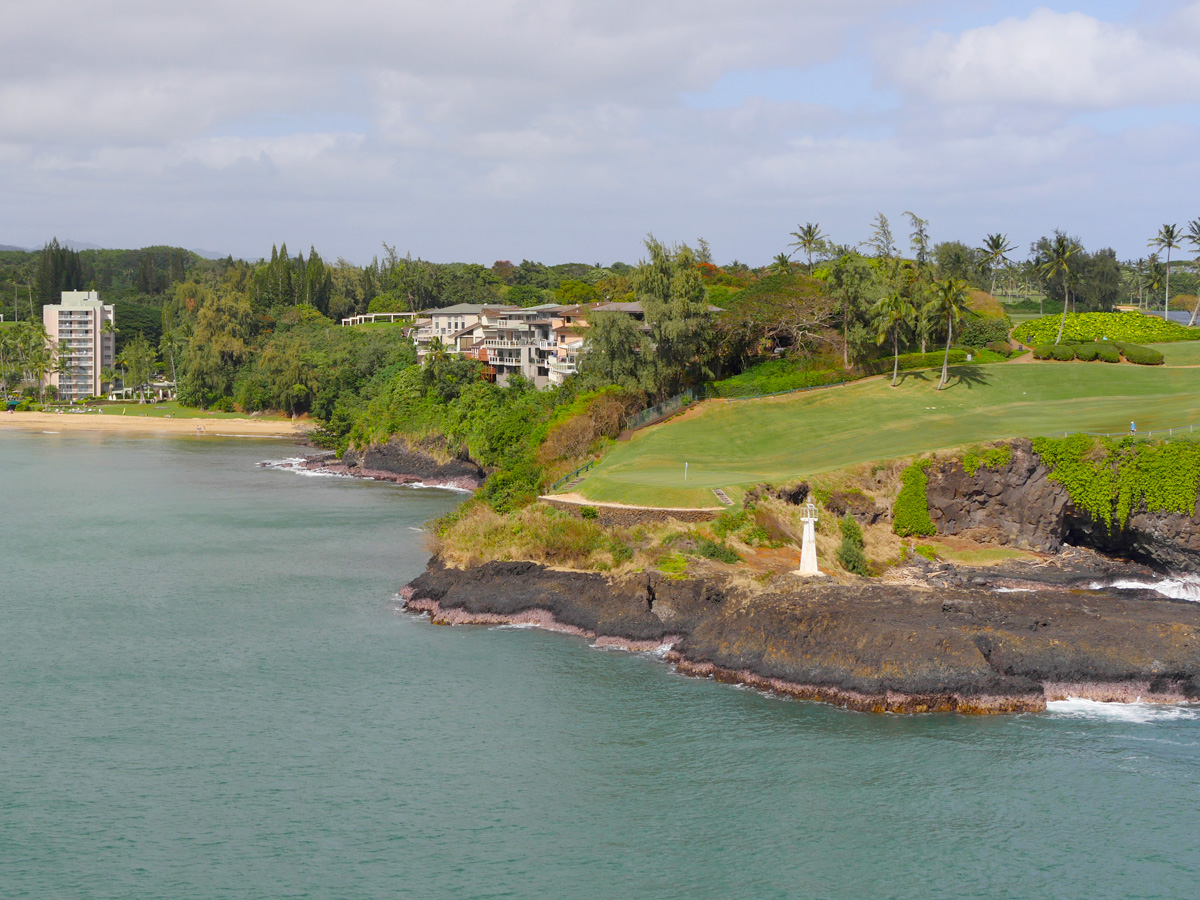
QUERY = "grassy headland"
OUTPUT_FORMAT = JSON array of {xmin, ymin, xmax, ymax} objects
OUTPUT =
[{"xmin": 575, "ymin": 358, "xmax": 1200, "ymax": 507}]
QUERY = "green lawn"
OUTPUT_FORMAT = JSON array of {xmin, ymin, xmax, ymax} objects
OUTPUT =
[
  {"xmin": 577, "ymin": 361, "xmax": 1200, "ymax": 507},
  {"xmin": 46, "ymin": 401, "xmax": 290, "ymax": 420},
  {"xmin": 1152, "ymin": 341, "xmax": 1200, "ymax": 366}
]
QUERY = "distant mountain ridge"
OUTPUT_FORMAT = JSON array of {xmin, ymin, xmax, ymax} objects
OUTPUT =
[{"xmin": 0, "ymin": 241, "xmax": 230, "ymax": 259}]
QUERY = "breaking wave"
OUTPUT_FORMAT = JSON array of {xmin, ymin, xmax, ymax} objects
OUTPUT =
[
  {"xmin": 1047, "ymin": 698, "xmax": 1200, "ymax": 723},
  {"xmin": 1090, "ymin": 573, "xmax": 1200, "ymax": 603}
]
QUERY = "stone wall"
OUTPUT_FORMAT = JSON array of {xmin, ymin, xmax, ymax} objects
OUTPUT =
[{"xmin": 539, "ymin": 497, "xmax": 719, "ymax": 527}]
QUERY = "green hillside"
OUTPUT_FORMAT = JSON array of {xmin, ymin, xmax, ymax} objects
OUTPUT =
[{"xmin": 576, "ymin": 356, "xmax": 1200, "ymax": 507}]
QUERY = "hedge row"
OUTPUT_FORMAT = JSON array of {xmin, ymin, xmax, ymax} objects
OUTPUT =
[
  {"xmin": 1115, "ymin": 342, "xmax": 1165, "ymax": 365},
  {"xmin": 1032, "ymin": 341, "xmax": 1160, "ymax": 365},
  {"xmin": 708, "ymin": 359, "xmax": 841, "ymax": 398}
]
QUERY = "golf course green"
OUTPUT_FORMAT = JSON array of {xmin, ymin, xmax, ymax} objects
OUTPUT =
[{"xmin": 575, "ymin": 349, "xmax": 1200, "ymax": 508}]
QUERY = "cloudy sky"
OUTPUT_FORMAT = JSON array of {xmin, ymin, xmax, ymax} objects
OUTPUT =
[{"xmin": 3, "ymin": 0, "xmax": 1198, "ymax": 265}]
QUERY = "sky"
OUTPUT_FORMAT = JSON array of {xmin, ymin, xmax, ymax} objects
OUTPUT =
[{"xmin": 3, "ymin": 0, "xmax": 1199, "ymax": 266}]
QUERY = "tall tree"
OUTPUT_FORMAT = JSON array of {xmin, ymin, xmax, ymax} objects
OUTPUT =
[
  {"xmin": 825, "ymin": 252, "xmax": 878, "ymax": 370},
  {"xmin": 788, "ymin": 222, "xmax": 826, "ymax": 273},
  {"xmin": 1039, "ymin": 233, "xmax": 1080, "ymax": 344},
  {"xmin": 925, "ymin": 278, "xmax": 970, "ymax": 390},
  {"xmin": 905, "ymin": 212, "xmax": 931, "ymax": 269},
  {"xmin": 1149, "ymin": 223, "xmax": 1182, "ymax": 316},
  {"xmin": 635, "ymin": 237, "xmax": 714, "ymax": 396},
  {"xmin": 979, "ymin": 233, "xmax": 1017, "ymax": 297},
  {"xmin": 872, "ymin": 293, "xmax": 916, "ymax": 387},
  {"xmin": 1187, "ymin": 219, "xmax": 1200, "ymax": 326},
  {"xmin": 866, "ymin": 212, "xmax": 896, "ymax": 259}
]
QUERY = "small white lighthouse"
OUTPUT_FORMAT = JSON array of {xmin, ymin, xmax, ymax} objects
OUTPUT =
[{"xmin": 794, "ymin": 502, "xmax": 823, "ymax": 577}]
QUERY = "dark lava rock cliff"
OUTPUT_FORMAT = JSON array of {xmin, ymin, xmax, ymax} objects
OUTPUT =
[
  {"xmin": 405, "ymin": 558, "xmax": 1200, "ymax": 713},
  {"xmin": 926, "ymin": 438, "xmax": 1200, "ymax": 572}
]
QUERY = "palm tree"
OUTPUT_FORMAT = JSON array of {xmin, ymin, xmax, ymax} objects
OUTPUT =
[
  {"xmin": 925, "ymin": 278, "xmax": 970, "ymax": 390},
  {"xmin": 1039, "ymin": 234, "xmax": 1080, "ymax": 344},
  {"xmin": 1186, "ymin": 219, "xmax": 1200, "ymax": 326},
  {"xmin": 979, "ymin": 233, "xmax": 1017, "ymax": 297},
  {"xmin": 788, "ymin": 222, "xmax": 826, "ymax": 273},
  {"xmin": 1149, "ymin": 223, "xmax": 1182, "ymax": 317},
  {"xmin": 872, "ymin": 293, "xmax": 916, "ymax": 387},
  {"xmin": 770, "ymin": 252, "xmax": 793, "ymax": 276}
]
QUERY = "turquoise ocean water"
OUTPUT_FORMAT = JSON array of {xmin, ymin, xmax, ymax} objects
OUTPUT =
[{"xmin": 2, "ymin": 432, "xmax": 1199, "ymax": 900}]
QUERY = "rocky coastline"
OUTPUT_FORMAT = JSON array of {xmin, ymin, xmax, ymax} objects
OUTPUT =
[
  {"xmin": 282, "ymin": 439, "xmax": 485, "ymax": 491},
  {"xmin": 402, "ymin": 555, "xmax": 1200, "ymax": 714},
  {"xmin": 399, "ymin": 437, "xmax": 1200, "ymax": 715}
]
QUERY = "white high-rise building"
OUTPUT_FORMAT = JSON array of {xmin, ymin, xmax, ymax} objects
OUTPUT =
[{"xmin": 43, "ymin": 291, "xmax": 116, "ymax": 402}]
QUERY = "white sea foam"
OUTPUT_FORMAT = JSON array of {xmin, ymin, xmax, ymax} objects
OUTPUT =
[
  {"xmin": 260, "ymin": 457, "xmax": 347, "ymax": 478},
  {"xmin": 1047, "ymin": 698, "xmax": 1200, "ymax": 723},
  {"xmin": 1090, "ymin": 574, "xmax": 1200, "ymax": 602},
  {"xmin": 259, "ymin": 458, "xmax": 474, "ymax": 492},
  {"xmin": 992, "ymin": 587, "xmax": 1032, "ymax": 593},
  {"xmin": 400, "ymin": 481, "xmax": 474, "ymax": 494}
]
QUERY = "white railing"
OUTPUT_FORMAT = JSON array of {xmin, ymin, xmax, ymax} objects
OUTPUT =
[{"xmin": 483, "ymin": 339, "xmax": 534, "ymax": 349}]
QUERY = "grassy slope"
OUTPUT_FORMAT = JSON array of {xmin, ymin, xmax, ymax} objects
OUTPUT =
[{"xmin": 578, "ymin": 359, "xmax": 1200, "ymax": 507}]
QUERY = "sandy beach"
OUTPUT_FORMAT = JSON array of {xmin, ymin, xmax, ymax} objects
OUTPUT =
[{"xmin": 0, "ymin": 411, "xmax": 310, "ymax": 438}]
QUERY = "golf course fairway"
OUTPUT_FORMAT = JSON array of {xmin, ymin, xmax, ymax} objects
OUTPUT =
[{"xmin": 575, "ymin": 352, "xmax": 1200, "ymax": 508}]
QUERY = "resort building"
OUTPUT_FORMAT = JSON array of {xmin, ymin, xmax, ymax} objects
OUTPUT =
[
  {"xmin": 42, "ymin": 291, "xmax": 116, "ymax": 402},
  {"xmin": 376, "ymin": 298, "xmax": 656, "ymax": 389}
]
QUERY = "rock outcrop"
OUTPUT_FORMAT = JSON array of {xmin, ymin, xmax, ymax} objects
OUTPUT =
[
  {"xmin": 302, "ymin": 439, "xmax": 484, "ymax": 490},
  {"xmin": 925, "ymin": 439, "xmax": 1200, "ymax": 572},
  {"xmin": 404, "ymin": 557, "xmax": 1200, "ymax": 714}
]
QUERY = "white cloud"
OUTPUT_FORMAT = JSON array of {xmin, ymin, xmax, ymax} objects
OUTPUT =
[
  {"xmin": 887, "ymin": 8, "xmax": 1200, "ymax": 109},
  {"xmin": 0, "ymin": 1, "xmax": 1197, "ymax": 262}
]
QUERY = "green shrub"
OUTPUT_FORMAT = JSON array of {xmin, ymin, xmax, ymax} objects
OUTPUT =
[
  {"xmin": 1013, "ymin": 311, "xmax": 1200, "ymax": 346},
  {"xmin": 958, "ymin": 317, "xmax": 1011, "ymax": 348},
  {"xmin": 1073, "ymin": 344, "xmax": 1100, "ymax": 361},
  {"xmin": 711, "ymin": 508, "xmax": 748, "ymax": 538},
  {"xmin": 1050, "ymin": 344, "xmax": 1077, "ymax": 361},
  {"xmin": 657, "ymin": 552, "xmax": 688, "ymax": 576},
  {"xmin": 741, "ymin": 524, "xmax": 775, "ymax": 547},
  {"xmin": 709, "ymin": 358, "xmax": 840, "ymax": 398},
  {"xmin": 1096, "ymin": 344, "xmax": 1121, "ymax": 363},
  {"xmin": 477, "ymin": 460, "xmax": 544, "ymax": 514},
  {"xmin": 1032, "ymin": 344, "xmax": 1055, "ymax": 360},
  {"xmin": 894, "ymin": 459, "xmax": 936, "ymax": 537},
  {"xmin": 913, "ymin": 544, "xmax": 938, "ymax": 561},
  {"xmin": 836, "ymin": 514, "xmax": 869, "ymax": 575},
  {"xmin": 579, "ymin": 505, "xmax": 599, "ymax": 519},
  {"xmin": 861, "ymin": 349, "xmax": 968, "ymax": 376},
  {"xmin": 1116, "ymin": 342, "xmax": 1165, "ymax": 366},
  {"xmin": 607, "ymin": 537, "xmax": 634, "ymax": 564},
  {"xmin": 697, "ymin": 538, "xmax": 741, "ymax": 564},
  {"xmin": 962, "ymin": 445, "xmax": 1012, "ymax": 476}
]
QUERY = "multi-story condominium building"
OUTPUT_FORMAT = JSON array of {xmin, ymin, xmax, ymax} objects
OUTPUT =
[
  {"xmin": 400, "ymin": 299, "xmax": 653, "ymax": 388},
  {"xmin": 43, "ymin": 291, "xmax": 115, "ymax": 402}
]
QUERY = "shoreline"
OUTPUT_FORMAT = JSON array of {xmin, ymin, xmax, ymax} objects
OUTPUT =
[
  {"xmin": 401, "ymin": 557, "xmax": 1200, "ymax": 716},
  {"xmin": 0, "ymin": 411, "xmax": 309, "ymax": 438},
  {"xmin": 403, "ymin": 592, "xmax": 1199, "ymax": 714}
]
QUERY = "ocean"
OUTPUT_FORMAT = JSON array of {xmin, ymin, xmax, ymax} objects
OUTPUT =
[{"xmin": 2, "ymin": 432, "xmax": 1198, "ymax": 900}]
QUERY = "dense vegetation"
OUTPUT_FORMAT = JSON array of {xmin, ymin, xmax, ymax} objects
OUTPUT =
[
  {"xmin": 893, "ymin": 459, "xmax": 936, "ymax": 537},
  {"xmin": 1013, "ymin": 312, "xmax": 1200, "ymax": 347},
  {"xmin": 1032, "ymin": 435, "xmax": 1200, "ymax": 527}
]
